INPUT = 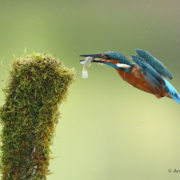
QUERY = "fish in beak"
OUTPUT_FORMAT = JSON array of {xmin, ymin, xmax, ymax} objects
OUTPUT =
[
  {"xmin": 80, "ymin": 54, "xmax": 131, "ymax": 78},
  {"xmin": 81, "ymin": 56, "xmax": 94, "ymax": 78},
  {"xmin": 80, "ymin": 54, "xmax": 109, "ymax": 79}
]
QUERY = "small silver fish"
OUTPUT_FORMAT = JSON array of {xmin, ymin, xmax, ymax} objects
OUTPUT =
[{"xmin": 80, "ymin": 56, "xmax": 94, "ymax": 78}]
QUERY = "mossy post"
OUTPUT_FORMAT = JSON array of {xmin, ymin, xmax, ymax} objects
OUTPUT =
[{"xmin": 0, "ymin": 53, "xmax": 74, "ymax": 179}]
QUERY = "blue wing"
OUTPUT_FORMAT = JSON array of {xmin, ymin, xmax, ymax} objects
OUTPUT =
[
  {"xmin": 130, "ymin": 55, "xmax": 164, "ymax": 91},
  {"xmin": 135, "ymin": 49, "xmax": 173, "ymax": 79},
  {"xmin": 131, "ymin": 55, "xmax": 180, "ymax": 104}
]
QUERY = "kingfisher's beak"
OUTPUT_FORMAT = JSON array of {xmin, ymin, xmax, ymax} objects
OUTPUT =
[
  {"xmin": 80, "ymin": 54, "xmax": 103, "ymax": 58},
  {"xmin": 80, "ymin": 54, "xmax": 109, "ymax": 64}
]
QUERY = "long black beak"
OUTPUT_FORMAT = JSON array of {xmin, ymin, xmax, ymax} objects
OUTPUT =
[
  {"xmin": 80, "ymin": 53, "xmax": 110, "ymax": 65},
  {"xmin": 80, "ymin": 54, "xmax": 103, "ymax": 58},
  {"xmin": 80, "ymin": 59, "xmax": 105, "ymax": 64}
]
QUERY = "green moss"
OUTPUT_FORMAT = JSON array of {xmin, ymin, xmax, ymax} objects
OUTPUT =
[{"xmin": 0, "ymin": 53, "xmax": 75, "ymax": 179}]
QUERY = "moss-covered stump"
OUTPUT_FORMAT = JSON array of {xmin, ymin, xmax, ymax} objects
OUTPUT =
[{"xmin": 0, "ymin": 53, "xmax": 74, "ymax": 179}]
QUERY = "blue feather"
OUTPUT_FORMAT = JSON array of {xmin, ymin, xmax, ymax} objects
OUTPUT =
[
  {"xmin": 130, "ymin": 55, "xmax": 163, "ymax": 90},
  {"xmin": 131, "ymin": 55, "xmax": 180, "ymax": 104},
  {"xmin": 163, "ymin": 79, "xmax": 180, "ymax": 104},
  {"xmin": 135, "ymin": 49, "xmax": 173, "ymax": 79},
  {"xmin": 104, "ymin": 51, "xmax": 135, "ymax": 66}
]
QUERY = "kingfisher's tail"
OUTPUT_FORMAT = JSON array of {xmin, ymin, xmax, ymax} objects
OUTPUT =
[{"xmin": 163, "ymin": 79, "xmax": 180, "ymax": 104}]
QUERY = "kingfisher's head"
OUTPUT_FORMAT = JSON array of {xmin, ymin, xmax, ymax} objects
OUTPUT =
[
  {"xmin": 104, "ymin": 51, "xmax": 128, "ymax": 63},
  {"xmin": 80, "ymin": 51, "xmax": 134, "ymax": 70}
]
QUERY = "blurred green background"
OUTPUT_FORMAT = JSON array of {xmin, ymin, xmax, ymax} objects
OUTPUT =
[{"xmin": 0, "ymin": 0, "xmax": 180, "ymax": 179}]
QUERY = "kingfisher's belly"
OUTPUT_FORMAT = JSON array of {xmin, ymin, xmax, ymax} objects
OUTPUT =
[{"xmin": 116, "ymin": 66, "xmax": 166, "ymax": 97}]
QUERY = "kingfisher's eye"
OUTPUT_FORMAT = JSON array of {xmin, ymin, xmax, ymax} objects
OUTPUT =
[{"xmin": 102, "ymin": 54, "xmax": 110, "ymax": 59}]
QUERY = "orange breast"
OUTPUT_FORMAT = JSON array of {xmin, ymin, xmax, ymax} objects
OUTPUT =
[{"xmin": 116, "ymin": 66, "xmax": 169, "ymax": 98}]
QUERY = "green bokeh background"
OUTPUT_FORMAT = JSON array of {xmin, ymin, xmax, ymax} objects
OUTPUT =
[{"xmin": 0, "ymin": 0, "xmax": 180, "ymax": 180}]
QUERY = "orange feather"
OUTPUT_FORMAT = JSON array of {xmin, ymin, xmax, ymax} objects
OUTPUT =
[{"xmin": 116, "ymin": 66, "xmax": 171, "ymax": 98}]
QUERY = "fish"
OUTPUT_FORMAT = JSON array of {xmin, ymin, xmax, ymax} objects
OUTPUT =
[{"xmin": 80, "ymin": 56, "xmax": 94, "ymax": 78}]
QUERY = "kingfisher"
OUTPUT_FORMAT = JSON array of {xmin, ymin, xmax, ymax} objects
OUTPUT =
[{"xmin": 80, "ymin": 49, "xmax": 180, "ymax": 104}]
